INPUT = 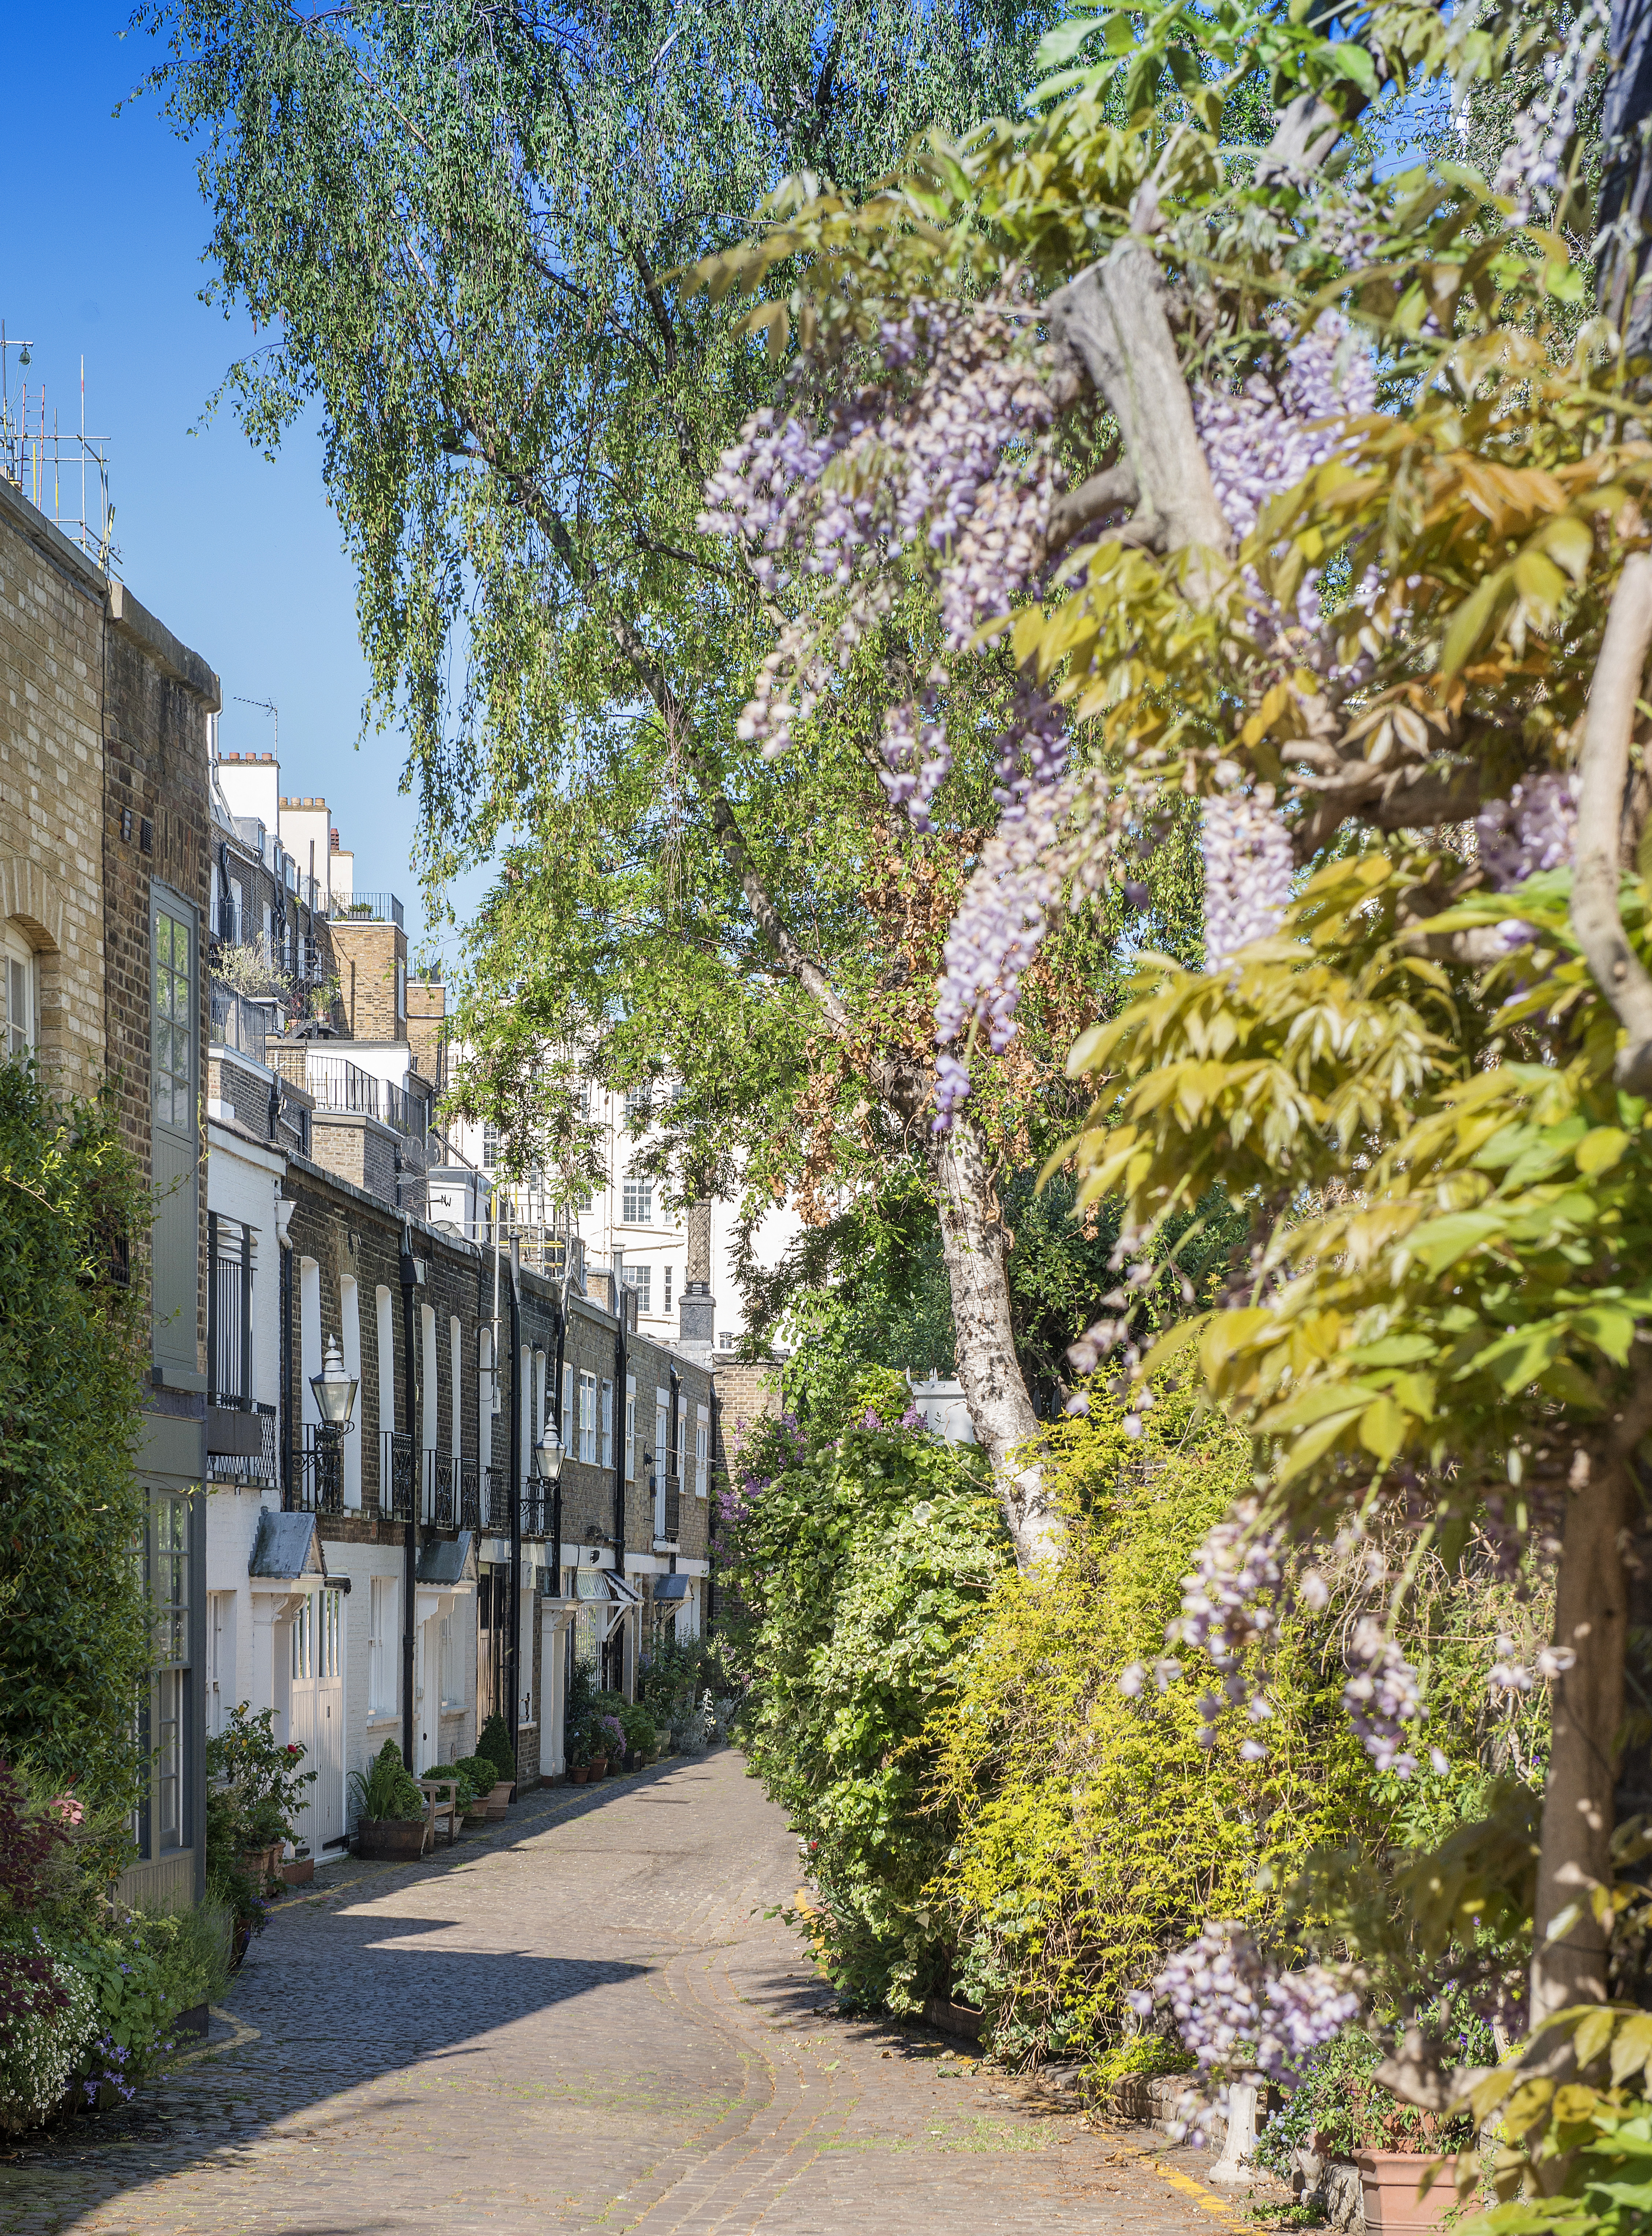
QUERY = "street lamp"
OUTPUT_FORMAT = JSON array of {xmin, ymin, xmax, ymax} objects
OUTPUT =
[
  {"xmin": 310, "ymin": 1334, "xmax": 358, "ymax": 1434},
  {"xmin": 536, "ymin": 1422, "xmax": 564, "ymax": 1484}
]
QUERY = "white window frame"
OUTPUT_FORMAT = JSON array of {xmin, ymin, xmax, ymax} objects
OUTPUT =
[
  {"xmin": 622, "ymin": 1170, "xmax": 653, "ymax": 1225},
  {"xmin": 624, "ymin": 1380, "xmax": 636, "ymax": 1479},
  {"xmin": 3, "ymin": 925, "xmax": 34, "ymax": 1062},
  {"xmin": 578, "ymin": 1369, "xmax": 597, "ymax": 1465},
  {"xmin": 696, "ymin": 1406, "xmax": 709, "ymax": 1499},
  {"xmin": 600, "ymin": 1378, "xmax": 613, "ymax": 1471},
  {"xmin": 369, "ymin": 1574, "xmax": 397, "ymax": 1716}
]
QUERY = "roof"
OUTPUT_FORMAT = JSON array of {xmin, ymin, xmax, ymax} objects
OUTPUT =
[
  {"xmin": 415, "ymin": 1530, "xmax": 477, "ymax": 1585},
  {"xmin": 249, "ymin": 1511, "xmax": 327, "ymax": 1581},
  {"xmin": 652, "ymin": 1573, "xmax": 689, "ymax": 1601}
]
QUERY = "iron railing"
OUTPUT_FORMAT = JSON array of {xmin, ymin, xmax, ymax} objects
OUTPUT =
[
  {"xmin": 209, "ymin": 982, "xmax": 277, "ymax": 1063},
  {"xmin": 328, "ymin": 890, "xmax": 404, "ymax": 927},
  {"xmin": 289, "ymin": 1426, "xmax": 343, "ymax": 1515},
  {"xmin": 458, "ymin": 1460, "xmax": 480, "ymax": 1531},
  {"xmin": 486, "ymin": 1465, "xmax": 513, "ymax": 1533},
  {"xmin": 655, "ymin": 1481, "xmax": 681, "ymax": 1546},
  {"xmin": 207, "ymin": 1399, "xmax": 278, "ymax": 1489},
  {"xmin": 306, "ymin": 1054, "xmax": 382, "ymax": 1118},
  {"xmin": 380, "ymin": 1430, "xmax": 416, "ymax": 1522}
]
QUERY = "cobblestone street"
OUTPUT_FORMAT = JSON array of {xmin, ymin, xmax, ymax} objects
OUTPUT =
[{"xmin": 1, "ymin": 1751, "xmax": 1236, "ymax": 2236}]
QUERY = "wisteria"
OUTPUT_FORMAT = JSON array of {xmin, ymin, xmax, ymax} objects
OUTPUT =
[
  {"xmin": 1474, "ymin": 772, "xmax": 1578, "ymax": 888},
  {"xmin": 878, "ymin": 698, "xmax": 952, "ymax": 831},
  {"xmin": 1193, "ymin": 316, "xmax": 1378, "ymax": 549},
  {"xmin": 1493, "ymin": 0, "xmax": 1608, "ymax": 219},
  {"xmin": 1201, "ymin": 786, "xmax": 1295, "ymax": 969},
  {"xmin": 1146, "ymin": 1927, "xmax": 1360, "ymax": 2088},
  {"xmin": 932, "ymin": 686, "xmax": 1071, "ymax": 1128},
  {"xmin": 1342, "ymin": 1616, "xmax": 1427, "ymax": 1777},
  {"xmin": 700, "ymin": 299, "xmax": 1057, "ymax": 766}
]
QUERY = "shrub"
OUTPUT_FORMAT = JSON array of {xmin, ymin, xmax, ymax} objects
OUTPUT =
[
  {"xmin": 619, "ymin": 1702, "xmax": 657, "ymax": 1763},
  {"xmin": 0, "ymin": 1067, "xmax": 149, "ymax": 1817},
  {"xmin": 0, "ymin": 1946, "xmax": 97, "ymax": 2134},
  {"xmin": 476, "ymin": 1714, "xmax": 515, "ymax": 1783},
  {"xmin": 720, "ymin": 1372, "xmax": 1010, "ymax": 2012},
  {"xmin": 206, "ymin": 1704, "xmax": 316, "ymax": 1851},
  {"xmin": 451, "ymin": 1755, "xmax": 498, "ymax": 1798},
  {"xmin": 349, "ymin": 1742, "xmax": 424, "ymax": 1823}
]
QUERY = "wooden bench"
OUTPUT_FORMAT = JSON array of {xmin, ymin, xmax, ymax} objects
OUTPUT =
[{"xmin": 419, "ymin": 1776, "xmax": 462, "ymax": 1849}]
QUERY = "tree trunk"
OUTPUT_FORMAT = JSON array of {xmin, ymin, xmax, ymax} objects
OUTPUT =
[
  {"xmin": 1529, "ymin": 1444, "xmax": 1633, "ymax": 2028},
  {"xmin": 928, "ymin": 1110, "xmax": 1062, "ymax": 1569}
]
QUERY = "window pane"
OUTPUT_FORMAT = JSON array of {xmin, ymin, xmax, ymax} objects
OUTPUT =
[{"xmin": 155, "ymin": 916, "xmax": 173, "ymax": 969}]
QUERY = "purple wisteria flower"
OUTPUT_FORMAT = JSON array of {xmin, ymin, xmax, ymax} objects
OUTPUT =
[
  {"xmin": 1474, "ymin": 772, "xmax": 1577, "ymax": 888},
  {"xmin": 1148, "ymin": 1927, "xmax": 1360, "ymax": 2087},
  {"xmin": 1202, "ymin": 787, "xmax": 1295, "ymax": 968}
]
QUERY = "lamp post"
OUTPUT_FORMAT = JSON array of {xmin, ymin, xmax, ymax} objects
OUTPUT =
[{"xmin": 308, "ymin": 1334, "xmax": 357, "ymax": 1511}]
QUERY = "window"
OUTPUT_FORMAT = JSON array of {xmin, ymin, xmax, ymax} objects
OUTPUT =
[
  {"xmin": 719, "ymin": 1331, "xmax": 735, "ymax": 1350},
  {"xmin": 154, "ymin": 1494, "xmax": 190, "ymax": 1851},
  {"xmin": 578, "ymin": 1370, "xmax": 597, "ymax": 1464},
  {"xmin": 696, "ymin": 1412, "xmax": 709, "ymax": 1499},
  {"xmin": 561, "ymin": 1361, "xmax": 573, "ymax": 1452},
  {"xmin": 440, "ymin": 1615, "xmax": 461, "ymax": 1711},
  {"xmin": 655, "ymin": 1397, "xmax": 668, "ymax": 1481},
  {"xmin": 624, "ymin": 1384, "xmax": 635, "ymax": 1479},
  {"xmin": 624, "ymin": 1263, "xmax": 651, "ymax": 1313},
  {"xmin": 3, "ymin": 928, "xmax": 32, "ymax": 1061},
  {"xmin": 369, "ymin": 1576, "xmax": 397, "ymax": 1715},
  {"xmin": 482, "ymin": 1122, "xmax": 500, "ymax": 1172},
  {"xmin": 320, "ymin": 1590, "xmax": 341, "ymax": 1680},
  {"xmin": 152, "ymin": 904, "xmax": 193, "ymax": 1131},
  {"xmin": 664, "ymin": 1264, "xmax": 673, "ymax": 1313},
  {"xmin": 624, "ymin": 1082, "xmax": 651, "ymax": 1126},
  {"xmin": 622, "ymin": 1170, "xmax": 653, "ymax": 1225},
  {"xmin": 396, "ymin": 959, "xmax": 407, "ymax": 1020},
  {"xmin": 600, "ymin": 1379, "xmax": 613, "ymax": 1470}
]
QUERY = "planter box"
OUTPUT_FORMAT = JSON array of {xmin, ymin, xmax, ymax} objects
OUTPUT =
[
  {"xmin": 238, "ymin": 1843, "xmax": 284, "ymax": 1883},
  {"xmin": 357, "ymin": 1817, "xmax": 428, "ymax": 1860},
  {"xmin": 173, "ymin": 2001, "xmax": 210, "ymax": 2040},
  {"xmin": 280, "ymin": 1858, "xmax": 315, "ymax": 1887},
  {"xmin": 1355, "ymin": 2151, "xmax": 1456, "ymax": 2233},
  {"xmin": 484, "ymin": 1780, "xmax": 514, "ymax": 1819}
]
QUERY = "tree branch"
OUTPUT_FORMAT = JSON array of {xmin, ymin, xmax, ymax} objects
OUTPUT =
[
  {"xmin": 1046, "ymin": 244, "xmax": 1230, "ymax": 561},
  {"xmin": 1571, "ymin": 553, "xmax": 1652, "ymax": 1094},
  {"xmin": 1046, "ymin": 456, "xmax": 1140, "ymax": 559}
]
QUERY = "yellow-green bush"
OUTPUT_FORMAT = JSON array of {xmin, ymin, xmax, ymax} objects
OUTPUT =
[{"xmin": 929, "ymin": 1387, "xmax": 1541, "ymax": 2067}]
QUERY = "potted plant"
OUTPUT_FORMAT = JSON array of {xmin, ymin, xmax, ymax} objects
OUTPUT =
[
  {"xmin": 207, "ymin": 1704, "xmax": 316, "ymax": 1887},
  {"xmin": 598, "ymin": 1712, "xmax": 627, "ymax": 1774},
  {"xmin": 1257, "ymin": 2030, "xmax": 1472, "ymax": 2233},
  {"xmin": 452, "ymin": 1757, "xmax": 497, "ymax": 1824},
  {"xmin": 620, "ymin": 1702, "xmax": 657, "ymax": 1769},
  {"xmin": 349, "ymin": 1741, "xmax": 428, "ymax": 1859},
  {"xmin": 475, "ymin": 1714, "xmax": 517, "ymax": 1813}
]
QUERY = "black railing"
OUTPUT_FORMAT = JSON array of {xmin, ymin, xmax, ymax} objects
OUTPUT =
[
  {"xmin": 486, "ymin": 1465, "xmax": 512, "ymax": 1533},
  {"xmin": 428, "ymin": 1450, "xmax": 454, "ymax": 1529},
  {"xmin": 207, "ymin": 1213, "xmax": 252, "ymax": 1405},
  {"xmin": 656, "ymin": 1481, "xmax": 681, "ymax": 1545},
  {"xmin": 207, "ymin": 1399, "xmax": 278, "ymax": 1489},
  {"xmin": 458, "ymin": 1461, "xmax": 480, "ymax": 1531},
  {"xmin": 520, "ymin": 1478, "xmax": 550, "ymax": 1541},
  {"xmin": 380, "ymin": 1430, "xmax": 416, "ymax": 1522},
  {"xmin": 290, "ymin": 1426, "xmax": 343, "ymax": 1515},
  {"xmin": 307, "ymin": 1055, "xmax": 381, "ymax": 1119},
  {"xmin": 328, "ymin": 890, "xmax": 404, "ymax": 927}
]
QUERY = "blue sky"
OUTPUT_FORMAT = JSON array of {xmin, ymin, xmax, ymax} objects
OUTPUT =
[{"xmin": 5, "ymin": 5, "xmax": 486, "ymax": 970}]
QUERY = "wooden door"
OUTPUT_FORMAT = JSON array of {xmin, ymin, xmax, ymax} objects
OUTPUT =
[{"xmin": 313, "ymin": 1589, "xmax": 345, "ymax": 1849}]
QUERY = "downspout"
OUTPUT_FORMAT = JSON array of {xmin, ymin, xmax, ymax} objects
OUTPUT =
[
  {"xmin": 508, "ymin": 1238, "xmax": 522, "ymax": 1786},
  {"xmin": 276, "ymin": 1194, "xmax": 294, "ymax": 1508},
  {"xmin": 399, "ymin": 1218, "xmax": 420, "ymax": 1772},
  {"xmin": 613, "ymin": 1261, "xmax": 628, "ymax": 1697}
]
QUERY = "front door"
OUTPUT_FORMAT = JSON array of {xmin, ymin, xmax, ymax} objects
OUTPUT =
[{"xmin": 313, "ymin": 1589, "xmax": 345, "ymax": 1848}]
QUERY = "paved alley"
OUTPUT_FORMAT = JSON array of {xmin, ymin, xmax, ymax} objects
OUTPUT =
[{"xmin": 0, "ymin": 1751, "xmax": 1236, "ymax": 2236}]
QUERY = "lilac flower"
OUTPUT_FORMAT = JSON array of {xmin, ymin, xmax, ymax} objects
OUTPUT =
[{"xmin": 1342, "ymin": 1617, "xmax": 1427, "ymax": 1776}]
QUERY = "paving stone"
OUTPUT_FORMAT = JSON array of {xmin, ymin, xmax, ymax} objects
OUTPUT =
[{"xmin": 0, "ymin": 1753, "xmax": 1239, "ymax": 2235}]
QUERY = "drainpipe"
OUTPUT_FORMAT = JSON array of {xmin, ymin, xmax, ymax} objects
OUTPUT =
[
  {"xmin": 275, "ymin": 1194, "xmax": 294, "ymax": 1507},
  {"xmin": 507, "ymin": 1239, "xmax": 522, "ymax": 1786},
  {"xmin": 399, "ymin": 1218, "xmax": 420, "ymax": 1772}
]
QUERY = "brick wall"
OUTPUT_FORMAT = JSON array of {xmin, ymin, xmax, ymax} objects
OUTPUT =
[
  {"xmin": 0, "ymin": 481, "xmax": 108, "ymax": 1097},
  {"xmin": 207, "ymin": 1047, "xmax": 277, "ymax": 1142},
  {"xmin": 331, "ymin": 917, "xmax": 406, "ymax": 1043}
]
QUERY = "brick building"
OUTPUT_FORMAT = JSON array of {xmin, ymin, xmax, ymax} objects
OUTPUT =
[{"xmin": 1, "ymin": 468, "xmax": 220, "ymax": 1912}]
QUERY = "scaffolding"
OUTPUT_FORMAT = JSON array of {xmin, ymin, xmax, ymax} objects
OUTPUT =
[{"xmin": 0, "ymin": 326, "xmax": 117, "ymax": 572}]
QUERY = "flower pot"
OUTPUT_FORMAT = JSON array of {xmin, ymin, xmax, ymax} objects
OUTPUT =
[
  {"xmin": 588, "ymin": 1754, "xmax": 607, "ymax": 1779},
  {"xmin": 230, "ymin": 1921, "xmax": 252, "ymax": 1972},
  {"xmin": 608, "ymin": 1757, "xmax": 623, "ymax": 1776},
  {"xmin": 280, "ymin": 1857, "xmax": 315, "ymax": 1887},
  {"xmin": 463, "ymin": 1806, "xmax": 490, "ymax": 1825},
  {"xmin": 357, "ymin": 1816, "xmax": 429, "ymax": 1860},
  {"xmin": 1354, "ymin": 2152, "xmax": 1455, "ymax": 2233},
  {"xmin": 485, "ymin": 1779, "xmax": 514, "ymax": 1819}
]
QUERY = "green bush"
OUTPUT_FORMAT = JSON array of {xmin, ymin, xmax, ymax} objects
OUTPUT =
[
  {"xmin": 476, "ymin": 1714, "xmax": 515, "ymax": 1783},
  {"xmin": 349, "ymin": 1741, "xmax": 424, "ymax": 1823},
  {"xmin": 720, "ymin": 1372, "xmax": 1010, "ymax": 2012},
  {"xmin": 451, "ymin": 1755, "xmax": 499, "ymax": 1799},
  {"xmin": 619, "ymin": 1702, "xmax": 657, "ymax": 1763},
  {"xmin": 0, "ymin": 1065, "xmax": 150, "ymax": 1818}
]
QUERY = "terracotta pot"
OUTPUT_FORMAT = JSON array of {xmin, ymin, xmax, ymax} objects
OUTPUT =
[
  {"xmin": 485, "ymin": 1779, "xmax": 514, "ymax": 1819},
  {"xmin": 571, "ymin": 1765, "xmax": 589, "ymax": 1784},
  {"xmin": 230, "ymin": 1921, "xmax": 252, "ymax": 1972},
  {"xmin": 280, "ymin": 1857, "xmax": 314, "ymax": 1887},
  {"xmin": 357, "ymin": 1816, "xmax": 428, "ymax": 1860},
  {"xmin": 1354, "ymin": 2152, "xmax": 1455, "ymax": 2233},
  {"xmin": 463, "ymin": 1806, "xmax": 490, "ymax": 1825}
]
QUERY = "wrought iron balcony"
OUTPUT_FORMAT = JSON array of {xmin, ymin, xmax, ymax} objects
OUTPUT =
[
  {"xmin": 207, "ymin": 1398, "xmax": 278, "ymax": 1489},
  {"xmin": 327, "ymin": 889, "xmax": 404, "ymax": 927},
  {"xmin": 654, "ymin": 1481, "xmax": 681, "ymax": 1547},
  {"xmin": 486, "ymin": 1465, "xmax": 512, "ymax": 1533},
  {"xmin": 458, "ymin": 1460, "xmax": 480, "ymax": 1531},
  {"xmin": 520, "ymin": 1479, "xmax": 550, "ymax": 1541},
  {"xmin": 380, "ymin": 1430, "xmax": 416, "ymax": 1522},
  {"xmin": 289, "ymin": 1426, "xmax": 344, "ymax": 1515}
]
